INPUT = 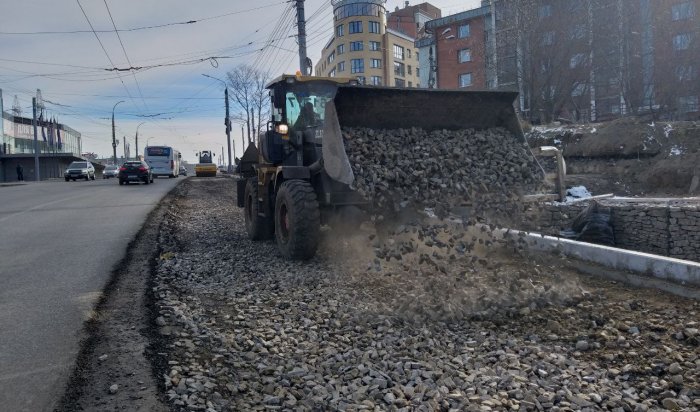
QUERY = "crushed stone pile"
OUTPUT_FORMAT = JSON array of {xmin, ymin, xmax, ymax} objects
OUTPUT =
[{"xmin": 343, "ymin": 127, "xmax": 544, "ymax": 218}]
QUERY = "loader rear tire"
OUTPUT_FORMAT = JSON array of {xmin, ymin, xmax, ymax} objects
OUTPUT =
[
  {"xmin": 274, "ymin": 179, "xmax": 320, "ymax": 260},
  {"xmin": 244, "ymin": 178, "xmax": 273, "ymax": 240}
]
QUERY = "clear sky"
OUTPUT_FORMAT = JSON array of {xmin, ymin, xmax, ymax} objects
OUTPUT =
[{"xmin": 0, "ymin": 0, "xmax": 480, "ymax": 163}]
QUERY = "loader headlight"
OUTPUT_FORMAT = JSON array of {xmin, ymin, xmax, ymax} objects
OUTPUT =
[{"xmin": 275, "ymin": 124, "xmax": 289, "ymax": 134}]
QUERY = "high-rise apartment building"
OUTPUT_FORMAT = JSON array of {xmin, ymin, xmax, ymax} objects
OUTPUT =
[{"xmin": 314, "ymin": 0, "xmax": 422, "ymax": 87}]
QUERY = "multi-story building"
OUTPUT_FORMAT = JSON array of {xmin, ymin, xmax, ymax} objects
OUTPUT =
[
  {"xmin": 314, "ymin": 0, "xmax": 421, "ymax": 87},
  {"xmin": 1, "ymin": 91, "xmax": 84, "ymax": 181},
  {"xmin": 386, "ymin": 1, "xmax": 441, "ymax": 38},
  {"xmin": 417, "ymin": 0, "xmax": 699, "ymax": 121},
  {"xmin": 423, "ymin": 6, "xmax": 491, "ymax": 90}
]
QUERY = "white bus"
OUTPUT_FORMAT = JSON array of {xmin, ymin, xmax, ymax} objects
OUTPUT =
[{"xmin": 144, "ymin": 146, "xmax": 181, "ymax": 178}]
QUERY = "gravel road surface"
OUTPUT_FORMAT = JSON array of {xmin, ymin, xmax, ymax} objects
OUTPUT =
[{"xmin": 147, "ymin": 179, "xmax": 698, "ymax": 411}]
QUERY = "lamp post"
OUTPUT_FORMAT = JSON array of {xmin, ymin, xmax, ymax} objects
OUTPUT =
[
  {"xmin": 202, "ymin": 74, "xmax": 233, "ymax": 173},
  {"xmin": 111, "ymin": 100, "xmax": 125, "ymax": 165},
  {"xmin": 146, "ymin": 136, "xmax": 157, "ymax": 147},
  {"xmin": 135, "ymin": 122, "xmax": 146, "ymax": 160}
]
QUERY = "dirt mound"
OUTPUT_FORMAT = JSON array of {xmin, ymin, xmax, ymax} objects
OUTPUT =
[{"xmin": 527, "ymin": 118, "xmax": 700, "ymax": 196}]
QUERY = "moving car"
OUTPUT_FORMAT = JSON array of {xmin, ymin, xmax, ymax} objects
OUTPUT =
[
  {"xmin": 118, "ymin": 161, "xmax": 154, "ymax": 185},
  {"xmin": 179, "ymin": 165, "xmax": 188, "ymax": 176},
  {"xmin": 103, "ymin": 165, "xmax": 119, "ymax": 179},
  {"xmin": 65, "ymin": 161, "xmax": 95, "ymax": 181}
]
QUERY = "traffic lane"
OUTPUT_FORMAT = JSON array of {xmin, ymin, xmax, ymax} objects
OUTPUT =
[{"xmin": 0, "ymin": 177, "xmax": 182, "ymax": 411}]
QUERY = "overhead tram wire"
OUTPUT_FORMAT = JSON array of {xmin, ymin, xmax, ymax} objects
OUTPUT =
[
  {"xmin": 249, "ymin": 3, "xmax": 295, "ymax": 74},
  {"xmin": 102, "ymin": 0, "xmax": 149, "ymax": 112},
  {"xmin": 0, "ymin": 1, "xmax": 287, "ymax": 36},
  {"xmin": 75, "ymin": 0, "xmax": 142, "ymax": 116}
]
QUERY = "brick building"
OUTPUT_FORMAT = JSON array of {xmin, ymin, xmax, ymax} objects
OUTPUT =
[
  {"xmin": 386, "ymin": 1, "xmax": 441, "ymax": 38},
  {"xmin": 418, "ymin": 0, "xmax": 699, "ymax": 121},
  {"xmin": 423, "ymin": 6, "xmax": 491, "ymax": 90}
]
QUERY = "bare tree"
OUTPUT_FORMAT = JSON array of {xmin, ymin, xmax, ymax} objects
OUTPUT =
[{"xmin": 227, "ymin": 65, "xmax": 272, "ymax": 143}]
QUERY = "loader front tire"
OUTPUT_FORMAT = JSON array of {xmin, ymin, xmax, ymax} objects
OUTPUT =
[
  {"xmin": 244, "ymin": 178, "xmax": 273, "ymax": 240},
  {"xmin": 274, "ymin": 179, "xmax": 320, "ymax": 260}
]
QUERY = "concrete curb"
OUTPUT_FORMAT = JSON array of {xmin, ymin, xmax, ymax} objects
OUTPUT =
[{"xmin": 507, "ymin": 229, "xmax": 700, "ymax": 288}]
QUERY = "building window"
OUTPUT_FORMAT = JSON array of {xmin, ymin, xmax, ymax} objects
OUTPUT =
[
  {"xmin": 337, "ymin": 44, "xmax": 345, "ymax": 55},
  {"xmin": 458, "ymin": 24, "xmax": 470, "ymax": 38},
  {"xmin": 369, "ymin": 21, "xmax": 380, "ymax": 33},
  {"xmin": 675, "ymin": 65, "xmax": 696, "ymax": 81},
  {"xmin": 570, "ymin": 24, "xmax": 586, "ymax": 40},
  {"xmin": 407, "ymin": 49, "xmax": 412, "ymax": 58},
  {"xmin": 569, "ymin": 53, "xmax": 586, "ymax": 68},
  {"xmin": 393, "ymin": 44, "xmax": 405, "ymax": 60},
  {"xmin": 370, "ymin": 76, "xmax": 382, "ymax": 85},
  {"xmin": 416, "ymin": 51, "xmax": 420, "ymax": 60},
  {"xmin": 349, "ymin": 21, "xmax": 362, "ymax": 34},
  {"xmin": 539, "ymin": 4, "xmax": 552, "ymax": 18},
  {"xmin": 351, "ymin": 58, "xmax": 364, "ymax": 73},
  {"xmin": 541, "ymin": 31, "xmax": 555, "ymax": 46},
  {"xmin": 336, "ymin": 24, "xmax": 344, "ymax": 37},
  {"xmin": 679, "ymin": 96, "xmax": 699, "ymax": 112},
  {"xmin": 356, "ymin": 76, "xmax": 366, "ymax": 84},
  {"xmin": 369, "ymin": 41, "xmax": 381, "ymax": 51},
  {"xmin": 327, "ymin": 51, "xmax": 335, "ymax": 64},
  {"xmin": 350, "ymin": 41, "xmax": 363, "ymax": 51},
  {"xmin": 370, "ymin": 58, "xmax": 381, "ymax": 68},
  {"xmin": 416, "ymin": 67, "xmax": 420, "ymax": 77},
  {"xmin": 672, "ymin": 2, "xmax": 695, "ymax": 21},
  {"xmin": 329, "ymin": 68, "xmax": 336, "ymax": 77},
  {"xmin": 395, "ymin": 78, "xmax": 406, "ymax": 87},
  {"xmin": 407, "ymin": 65, "xmax": 412, "ymax": 75},
  {"xmin": 571, "ymin": 83, "xmax": 586, "ymax": 97},
  {"xmin": 459, "ymin": 73, "xmax": 472, "ymax": 87},
  {"xmin": 394, "ymin": 61, "xmax": 405, "ymax": 77},
  {"xmin": 458, "ymin": 48, "xmax": 471, "ymax": 63},
  {"xmin": 337, "ymin": 61, "xmax": 345, "ymax": 72},
  {"xmin": 673, "ymin": 33, "xmax": 692, "ymax": 50},
  {"xmin": 408, "ymin": 81, "xmax": 413, "ymax": 87}
]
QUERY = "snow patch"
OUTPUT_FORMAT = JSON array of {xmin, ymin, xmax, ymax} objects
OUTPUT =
[
  {"xmin": 670, "ymin": 145, "xmax": 684, "ymax": 156},
  {"xmin": 664, "ymin": 124, "xmax": 674, "ymax": 138},
  {"xmin": 566, "ymin": 186, "xmax": 592, "ymax": 202}
]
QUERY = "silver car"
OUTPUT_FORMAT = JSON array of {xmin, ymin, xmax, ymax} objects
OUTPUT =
[
  {"xmin": 103, "ymin": 165, "xmax": 119, "ymax": 179},
  {"xmin": 64, "ymin": 161, "xmax": 95, "ymax": 181}
]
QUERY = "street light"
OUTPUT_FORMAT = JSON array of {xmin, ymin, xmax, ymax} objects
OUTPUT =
[
  {"xmin": 112, "ymin": 100, "xmax": 125, "ymax": 165},
  {"xmin": 202, "ymin": 73, "xmax": 233, "ymax": 173},
  {"xmin": 146, "ymin": 136, "xmax": 157, "ymax": 147},
  {"xmin": 135, "ymin": 122, "xmax": 146, "ymax": 160}
]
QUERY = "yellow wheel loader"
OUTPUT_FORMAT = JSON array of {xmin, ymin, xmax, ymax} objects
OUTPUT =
[{"xmin": 236, "ymin": 74, "xmax": 540, "ymax": 260}]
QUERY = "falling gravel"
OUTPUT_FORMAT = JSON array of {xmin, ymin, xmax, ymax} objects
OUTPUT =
[{"xmin": 151, "ymin": 179, "xmax": 699, "ymax": 412}]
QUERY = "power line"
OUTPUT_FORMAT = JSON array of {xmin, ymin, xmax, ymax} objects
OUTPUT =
[
  {"xmin": 102, "ymin": 0, "xmax": 149, "ymax": 112},
  {"xmin": 0, "ymin": 1, "xmax": 287, "ymax": 36}
]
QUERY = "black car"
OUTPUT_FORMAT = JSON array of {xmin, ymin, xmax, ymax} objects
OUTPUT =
[{"xmin": 118, "ymin": 161, "xmax": 154, "ymax": 185}]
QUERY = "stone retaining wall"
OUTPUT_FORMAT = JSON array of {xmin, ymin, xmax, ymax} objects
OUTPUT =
[{"xmin": 523, "ymin": 200, "xmax": 700, "ymax": 262}]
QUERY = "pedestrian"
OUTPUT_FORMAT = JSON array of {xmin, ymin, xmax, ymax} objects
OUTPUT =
[{"xmin": 16, "ymin": 163, "xmax": 24, "ymax": 181}]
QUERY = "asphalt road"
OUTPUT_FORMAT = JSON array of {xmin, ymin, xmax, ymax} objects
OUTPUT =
[{"xmin": 0, "ymin": 176, "xmax": 182, "ymax": 411}]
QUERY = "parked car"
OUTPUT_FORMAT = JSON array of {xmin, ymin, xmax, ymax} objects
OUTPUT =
[
  {"xmin": 103, "ymin": 165, "xmax": 119, "ymax": 179},
  {"xmin": 179, "ymin": 165, "xmax": 188, "ymax": 176},
  {"xmin": 118, "ymin": 161, "xmax": 154, "ymax": 185},
  {"xmin": 65, "ymin": 161, "xmax": 95, "ymax": 181}
]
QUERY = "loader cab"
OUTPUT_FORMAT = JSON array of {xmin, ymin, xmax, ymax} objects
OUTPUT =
[{"xmin": 262, "ymin": 76, "xmax": 355, "ymax": 167}]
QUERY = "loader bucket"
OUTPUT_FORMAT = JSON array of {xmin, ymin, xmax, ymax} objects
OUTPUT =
[
  {"xmin": 321, "ymin": 86, "xmax": 525, "ymax": 186},
  {"xmin": 332, "ymin": 86, "xmax": 524, "ymax": 141}
]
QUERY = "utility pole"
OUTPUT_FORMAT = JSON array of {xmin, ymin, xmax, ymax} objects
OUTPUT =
[
  {"xmin": 202, "ymin": 74, "xmax": 233, "ymax": 173},
  {"xmin": 135, "ymin": 122, "xmax": 145, "ymax": 160},
  {"xmin": 0, "ymin": 89, "xmax": 4, "ymax": 154},
  {"xmin": 241, "ymin": 126, "xmax": 245, "ymax": 153},
  {"xmin": 112, "ymin": 100, "xmax": 124, "ymax": 165},
  {"xmin": 123, "ymin": 136, "xmax": 127, "ymax": 160},
  {"xmin": 32, "ymin": 97, "xmax": 40, "ymax": 181},
  {"xmin": 295, "ymin": 0, "xmax": 309, "ymax": 75}
]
